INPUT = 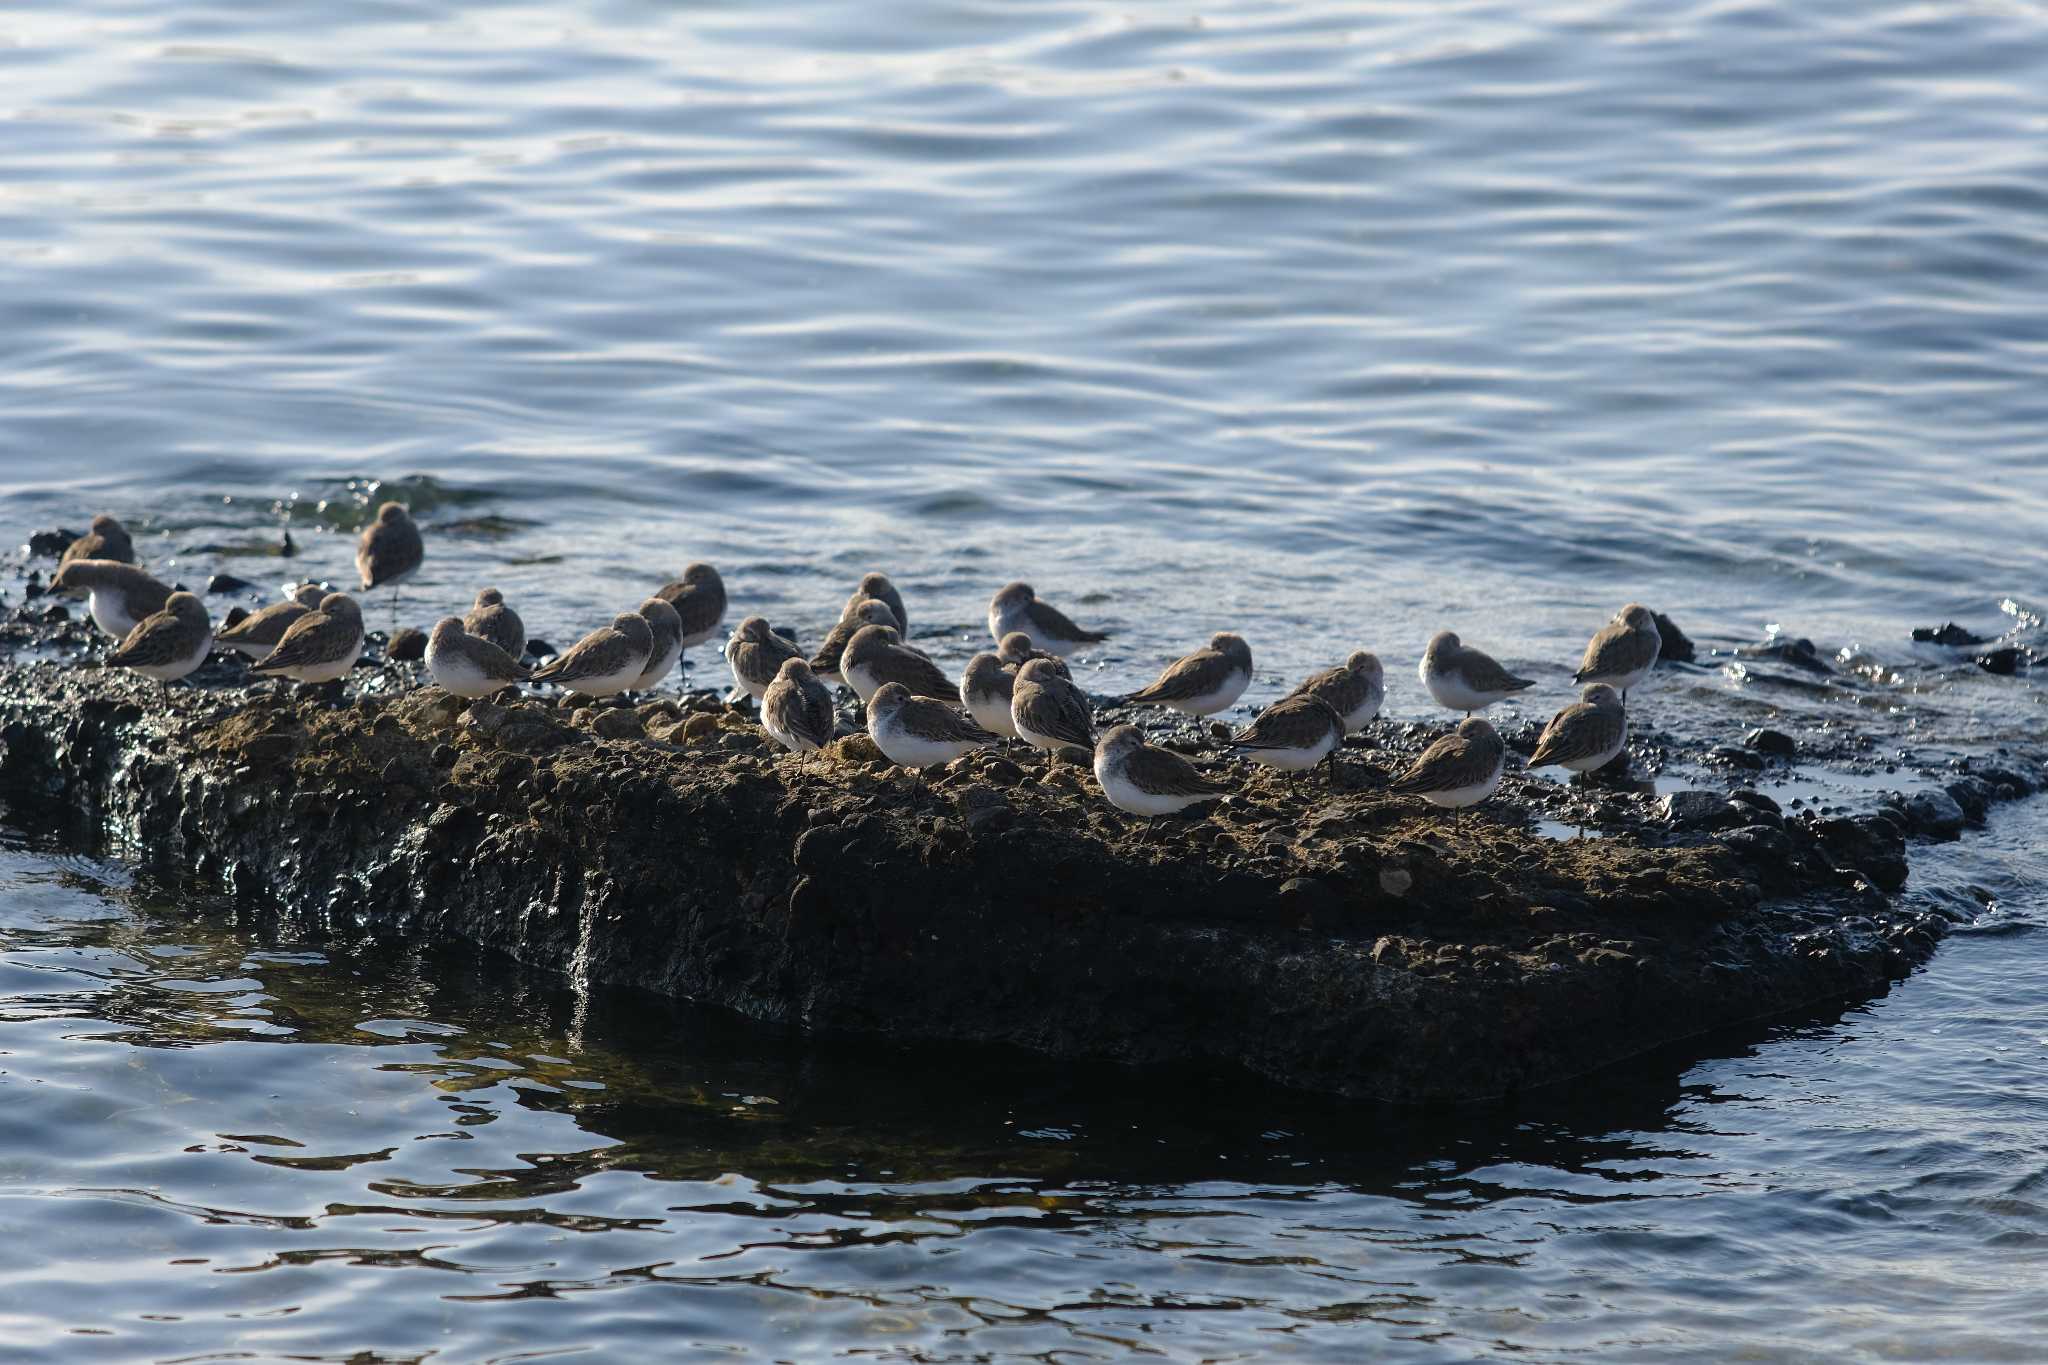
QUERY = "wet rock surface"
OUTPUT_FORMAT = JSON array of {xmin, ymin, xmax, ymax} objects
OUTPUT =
[{"xmin": 0, "ymin": 604, "xmax": 2036, "ymax": 1104}]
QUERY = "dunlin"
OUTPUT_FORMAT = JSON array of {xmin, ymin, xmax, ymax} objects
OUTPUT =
[
  {"xmin": 655, "ymin": 562, "xmax": 727, "ymax": 653},
  {"xmin": 726, "ymin": 616, "xmax": 804, "ymax": 702},
  {"xmin": 810, "ymin": 599, "xmax": 901, "ymax": 685},
  {"xmin": 958, "ymin": 653, "xmax": 1020, "ymax": 737},
  {"xmin": 356, "ymin": 502, "xmax": 423, "ymax": 623},
  {"xmin": 841, "ymin": 624, "xmax": 956, "ymax": 704},
  {"xmin": 250, "ymin": 592, "xmax": 365, "ymax": 685},
  {"xmin": 1122, "ymin": 632, "xmax": 1252, "ymax": 716},
  {"xmin": 761, "ymin": 657, "xmax": 837, "ymax": 754},
  {"xmin": 1419, "ymin": 631, "xmax": 1534, "ymax": 716},
  {"xmin": 530, "ymin": 612, "xmax": 653, "ymax": 697},
  {"xmin": 216, "ymin": 584, "xmax": 325, "ymax": 659},
  {"xmin": 50, "ymin": 559, "xmax": 174, "ymax": 639},
  {"xmin": 634, "ymin": 597, "xmax": 685, "ymax": 691},
  {"xmin": 464, "ymin": 587, "xmax": 525, "ymax": 659},
  {"xmin": 1093, "ymin": 725, "xmax": 1228, "ymax": 818},
  {"xmin": 1010, "ymin": 657, "xmax": 1096, "ymax": 755},
  {"xmin": 1389, "ymin": 718, "xmax": 1506, "ymax": 810},
  {"xmin": 1527, "ymin": 684, "xmax": 1628, "ymax": 775},
  {"xmin": 107, "ymin": 591, "xmax": 212, "ymax": 690},
  {"xmin": 1572, "ymin": 604, "xmax": 1661, "ymax": 701},
  {"xmin": 867, "ymin": 681, "xmax": 1001, "ymax": 768},
  {"xmin": 1228, "ymin": 694, "xmax": 1344, "ymax": 772},
  {"xmin": 846, "ymin": 573, "xmax": 908, "ymax": 638},
  {"xmin": 61, "ymin": 515, "xmax": 135, "ymax": 567},
  {"xmin": 987, "ymin": 582, "xmax": 1109, "ymax": 656},
  {"xmin": 1287, "ymin": 651, "xmax": 1384, "ymax": 734},
  {"xmin": 425, "ymin": 618, "xmax": 529, "ymax": 700},
  {"xmin": 997, "ymin": 631, "xmax": 1069, "ymax": 677}
]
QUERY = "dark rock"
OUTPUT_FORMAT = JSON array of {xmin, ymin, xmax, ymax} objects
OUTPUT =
[
  {"xmin": 592, "ymin": 708, "xmax": 645, "ymax": 740},
  {"xmin": 206, "ymin": 573, "xmax": 257, "ymax": 595},
  {"xmin": 1707, "ymin": 744, "xmax": 1767, "ymax": 771},
  {"xmin": 1811, "ymin": 816, "xmax": 1909, "ymax": 892},
  {"xmin": 525, "ymin": 638, "xmax": 556, "ymax": 659},
  {"xmin": 1974, "ymin": 647, "xmax": 2024, "ymax": 676},
  {"xmin": 39, "ymin": 604, "xmax": 69, "ymax": 624},
  {"xmin": 280, "ymin": 530, "xmax": 296, "ymax": 558},
  {"xmin": 1913, "ymin": 622, "xmax": 1987, "ymax": 647},
  {"xmin": 26, "ymin": 528, "xmax": 81, "ymax": 559},
  {"xmin": 1744, "ymin": 728, "xmax": 1796, "ymax": 757},
  {"xmin": 1652, "ymin": 612, "xmax": 1695, "ymax": 663},
  {"xmin": 1728, "ymin": 788, "xmax": 1783, "ymax": 819},
  {"xmin": 1661, "ymin": 790, "xmax": 1728, "ymax": 827},
  {"xmin": 1722, "ymin": 824, "xmax": 1791, "ymax": 858},
  {"xmin": 1900, "ymin": 789, "xmax": 1966, "ymax": 841},
  {"xmin": 385, "ymin": 628, "xmax": 427, "ymax": 662},
  {"xmin": 221, "ymin": 606, "xmax": 251, "ymax": 632},
  {"xmin": 1943, "ymin": 777, "xmax": 1994, "ymax": 824}
]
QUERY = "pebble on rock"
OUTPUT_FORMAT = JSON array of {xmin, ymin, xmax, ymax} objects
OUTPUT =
[
  {"xmin": 207, "ymin": 573, "xmax": 257, "ymax": 595},
  {"xmin": 385, "ymin": 627, "xmax": 428, "ymax": 662},
  {"xmin": 1913, "ymin": 622, "xmax": 1987, "ymax": 647},
  {"xmin": 1745, "ymin": 728, "xmax": 1797, "ymax": 757}
]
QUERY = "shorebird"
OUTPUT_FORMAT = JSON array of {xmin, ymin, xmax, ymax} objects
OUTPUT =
[
  {"xmin": 1010, "ymin": 657, "xmax": 1096, "ymax": 756},
  {"xmin": 761, "ymin": 657, "xmax": 837, "ymax": 755},
  {"xmin": 655, "ymin": 563, "xmax": 727, "ymax": 671},
  {"xmin": 216, "ymin": 584, "xmax": 326, "ymax": 659},
  {"xmin": 1093, "ymin": 725, "xmax": 1229, "ymax": 819},
  {"xmin": 1121, "ymin": 632, "xmax": 1253, "ymax": 717},
  {"xmin": 250, "ymin": 592, "xmax": 365, "ymax": 686},
  {"xmin": 841, "ymin": 624, "xmax": 955, "ymax": 704},
  {"xmin": 997, "ymin": 631, "xmax": 1069, "ymax": 677},
  {"xmin": 810, "ymin": 599, "xmax": 901, "ymax": 686},
  {"xmin": 1389, "ymin": 718, "xmax": 1507, "ymax": 814},
  {"xmin": 464, "ymin": 587, "xmax": 525, "ymax": 659},
  {"xmin": 987, "ymin": 582, "xmax": 1109, "ymax": 656},
  {"xmin": 1419, "ymin": 631, "xmax": 1534, "ymax": 717},
  {"xmin": 1572, "ymin": 604, "xmax": 1662, "ymax": 701},
  {"xmin": 1286, "ymin": 651, "xmax": 1384, "ymax": 735},
  {"xmin": 107, "ymin": 591, "xmax": 211, "ymax": 694},
  {"xmin": 356, "ymin": 502, "xmax": 423, "ymax": 627},
  {"xmin": 634, "ymin": 597, "xmax": 685, "ymax": 692},
  {"xmin": 61, "ymin": 515, "xmax": 135, "ymax": 567},
  {"xmin": 530, "ymin": 613, "xmax": 653, "ymax": 698},
  {"xmin": 1228, "ymin": 693, "xmax": 1345, "ymax": 774},
  {"xmin": 425, "ymin": 617, "xmax": 530, "ymax": 700},
  {"xmin": 845, "ymin": 573, "xmax": 908, "ymax": 638},
  {"xmin": 959, "ymin": 652, "xmax": 1021, "ymax": 738},
  {"xmin": 867, "ymin": 681, "xmax": 1001, "ymax": 768},
  {"xmin": 726, "ymin": 616, "xmax": 804, "ymax": 703},
  {"xmin": 50, "ymin": 559, "xmax": 174, "ymax": 639},
  {"xmin": 1526, "ymin": 684, "xmax": 1628, "ymax": 837}
]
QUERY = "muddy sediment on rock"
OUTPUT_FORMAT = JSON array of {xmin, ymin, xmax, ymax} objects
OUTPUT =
[{"xmin": 0, "ymin": 607, "xmax": 2010, "ymax": 1102}]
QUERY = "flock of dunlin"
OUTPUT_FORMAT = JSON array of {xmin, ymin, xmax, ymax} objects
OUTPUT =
[{"xmin": 47, "ymin": 506, "xmax": 1667, "ymax": 824}]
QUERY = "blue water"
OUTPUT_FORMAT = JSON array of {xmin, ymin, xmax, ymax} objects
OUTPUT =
[{"xmin": 2, "ymin": 0, "xmax": 2047, "ymax": 1357}]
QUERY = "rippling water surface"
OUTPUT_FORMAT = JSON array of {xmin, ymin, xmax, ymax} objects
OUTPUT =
[{"xmin": 3, "ymin": 0, "xmax": 2048, "ymax": 1357}]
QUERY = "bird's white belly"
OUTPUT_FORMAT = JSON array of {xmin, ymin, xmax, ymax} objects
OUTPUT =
[
  {"xmin": 1168, "ymin": 669, "xmax": 1249, "ymax": 717},
  {"xmin": 1340, "ymin": 692, "xmax": 1384, "ymax": 733},
  {"xmin": 1095, "ymin": 759, "xmax": 1210, "ymax": 816},
  {"xmin": 637, "ymin": 639, "xmax": 682, "ymax": 690},
  {"xmin": 1422, "ymin": 665, "xmax": 1504, "ymax": 713},
  {"xmin": 134, "ymin": 634, "xmax": 213, "ymax": 683},
  {"xmin": 570, "ymin": 660, "xmax": 643, "ymax": 697},
  {"xmin": 871, "ymin": 720, "xmax": 973, "ymax": 769},
  {"xmin": 290, "ymin": 637, "xmax": 363, "ymax": 684},
  {"xmin": 89, "ymin": 591, "xmax": 142, "ymax": 640},
  {"xmin": 1583, "ymin": 659, "xmax": 1654, "ymax": 694},
  {"xmin": 1559, "ymin": 726, "xmax": 1627, "ymax": 773},
  {"xmin": 427, "ymin": 646, "xmax": 503, "ymax": 700},
  {"xmin": 1241, "ymin": 732, "xmax": 1337, "ymax": 771},
  {"xmin": 844, "ymin": 661, "xmax": 889, "ymax": 704},
  {"xmin": 964, "ymin": 692, "xmax": 1017, "ymax": 738},
  {"xmin": 1420, "ymin": 756, "xmax": 1505, "ymax": 808}
]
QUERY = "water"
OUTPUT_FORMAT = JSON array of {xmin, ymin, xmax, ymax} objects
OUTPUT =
[{"xmin": 2, "ymin": 0, "xmax": 2047, "ymax": 1356}]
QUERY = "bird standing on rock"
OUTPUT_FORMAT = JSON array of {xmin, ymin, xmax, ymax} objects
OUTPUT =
[
  {"xmin": 633, "ymin": 597, "xmax": 685, "ymax": 692},
  {"xmin": 761, "ymin": 657, "xmax": 837, "ymax": 755},
  {"xmin": 62, "ymin": 515, "xmax": 135, "ymax": 567},
  {"xmin": 1390, "ymin": 718, "xmax": 1507, "ymax": 811},
  {"xmin": 107, "ymin": 591, "xmax": 212, "ymax": 692},
  {"xmin": 727, "ymin": 616, "xmax": 805, "ymax": 702},
  {"xmin": 997, "ymin": 631, "xmax": 1069, "ymax": 677},
  {"xmin": 1287, "ymin": 651, "xmax": 1384, "ymax": 734},
  {"xmin": 530, "ymin": 613, "xmax": 653, "ymax": 698},
  {"xmin": 356, "ymin": 502, "xmax": 423, "ymax": 628},
  {"xmin": 1010, "ymin": 657, "xmax": 1097, "ymax": 756},
  {"xmin": 654, "ymin": 563, "xmax": 727, "ymax": 669},
  {"xmin": 425, "ymin": 617, "xmax": 529, "ymax": 700},
  {"xmin": 1527, "ymin": 684, "xmax": 1628, "ymax": 776},
  {"xmin": 217, "ymin": 584, "xmax": 325, "ymax": 659},
  {"xmin": 464, "ymin": 587, "xmax": 525, "ymax": 659},
  {"xmin": 251, "ymin": 592, "xmax": 365, "ymax": 686},
  {"xmin": 50, "ymin": 559, "xmax": 174, "ymax": 639},
  {"xmin": 867, "ymin": 681, "xmax": 1001, "ymax": 768},
  {"xmin": 1121, "ymin": 632, "xmax": 1253, "ymax": 717},
  {"xmin": 1420, "ymin": 631, "xmax": 1534, "ymax": 717},
  {"xmin": 1094, "ymin": 725, "xmax": 1229, "ymax": 818},
  {"xmin": 841, "ymin": 624, "xmax": 956, "ymax": 704},
  {"xmin": 959, "ymin": 652, "xmax": 1021, "ymax": 738},
  {"xmin": 987, "ymin": 582, "xmax": 1109, "ymax": 656},
  {"xmin": 845, "ymin": 573, "xmax": 908, "ymax": 638},
  {"xmin": 1573, "ymin": 604, "xmax": 1662, "ymax": 701},
  {"xmin": 1228, "ymin": 693, "xmax": 1345, "ymax": 773}
]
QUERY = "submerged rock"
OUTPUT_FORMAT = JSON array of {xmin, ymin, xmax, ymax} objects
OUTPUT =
[
  {"xmin": 1913, "ymin": 622, "xmax": 1987, "ymax": 647},
  {"xmin": 1652, "ymin": 611, "xmax": 1696, "ymax": 663}
]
